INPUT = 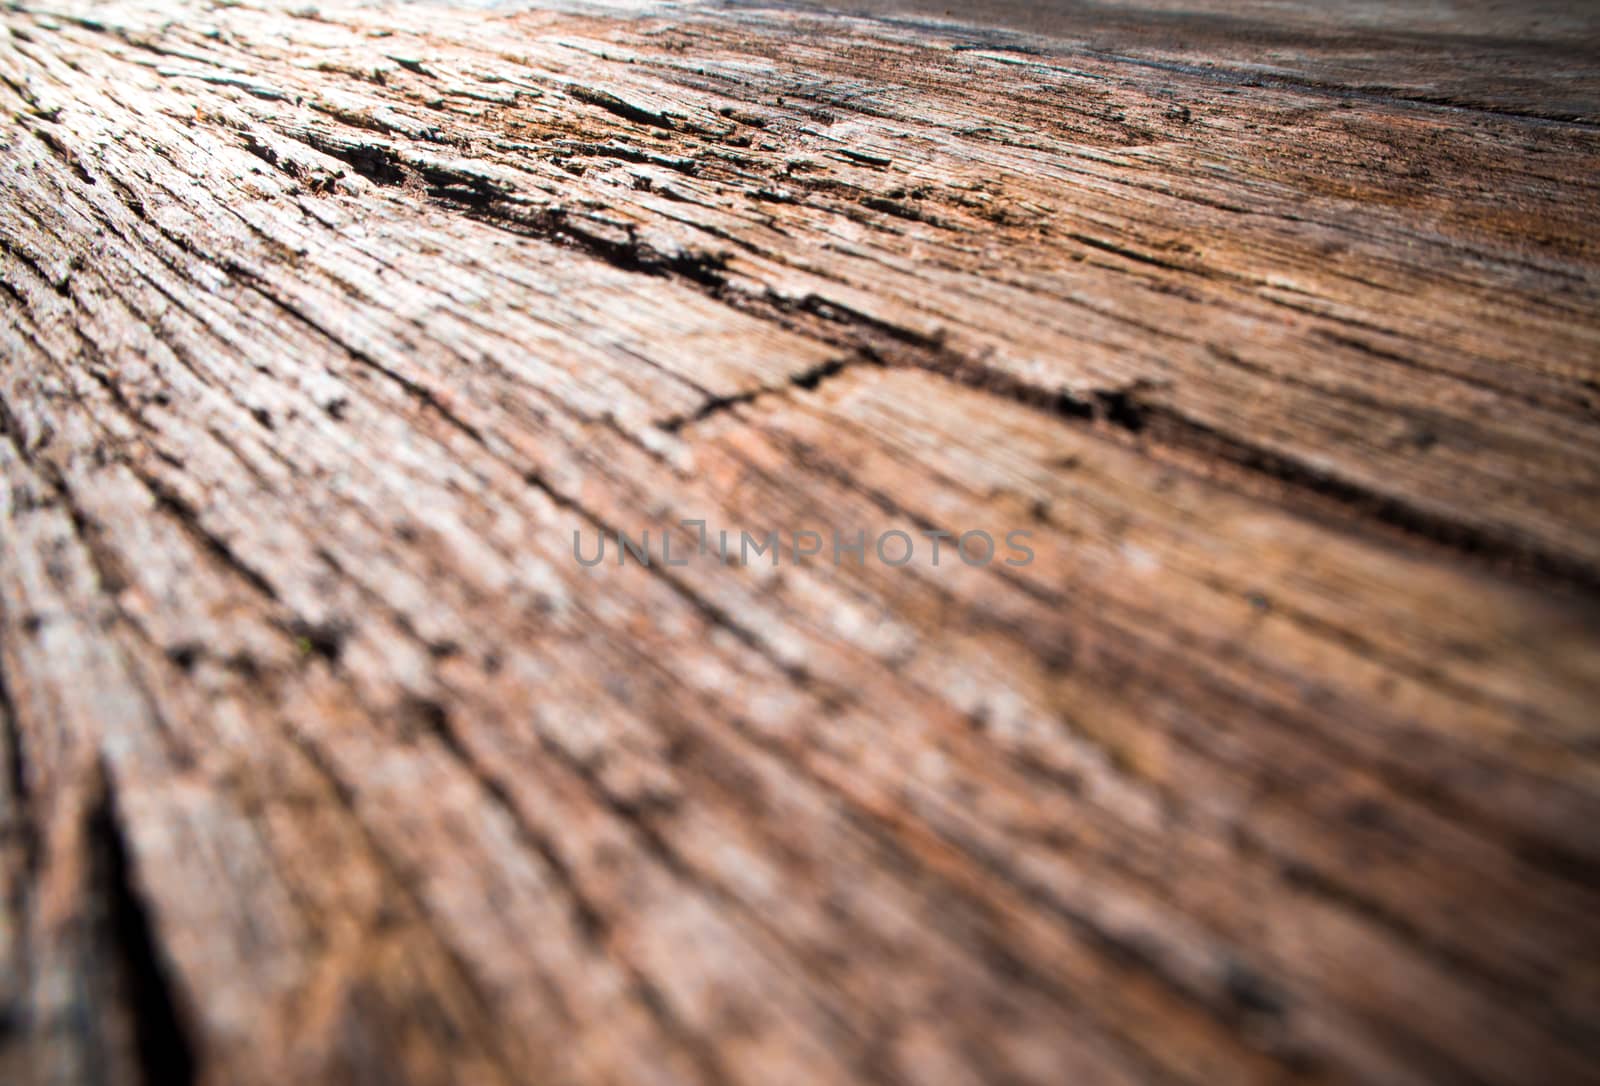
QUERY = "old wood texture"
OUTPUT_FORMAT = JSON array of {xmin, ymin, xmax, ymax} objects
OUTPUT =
[{"xmin": 2, "ymin": 0, "xmax": 1599, "ymax": 1082}]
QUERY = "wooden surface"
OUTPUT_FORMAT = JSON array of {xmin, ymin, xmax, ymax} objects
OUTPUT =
[{"xmin": 2, "ymin": 0, "xmax": 1599, "ymax": 1082}]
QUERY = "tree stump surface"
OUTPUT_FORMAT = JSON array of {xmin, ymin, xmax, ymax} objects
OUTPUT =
[{"xmin": 2, "ymin": 0, "xmax": 1599, "ymax": 1083}]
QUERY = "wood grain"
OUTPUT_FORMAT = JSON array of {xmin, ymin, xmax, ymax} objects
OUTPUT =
[{"xmin": 1, "ymin": 1, "xmax": 1598, "ymax": 1083}]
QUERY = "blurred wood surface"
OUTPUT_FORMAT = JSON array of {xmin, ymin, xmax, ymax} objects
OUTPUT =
[{"xmin": 2, "ymin": 1, "xmax": 1599, "ymax": 1083}]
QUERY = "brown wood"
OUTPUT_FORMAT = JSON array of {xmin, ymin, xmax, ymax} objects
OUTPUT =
[{"xmin": 2, "ymin": 0, "xmax": 1599, "ymax": 1083}]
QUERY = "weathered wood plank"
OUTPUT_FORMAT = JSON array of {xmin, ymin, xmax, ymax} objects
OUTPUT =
[{"xmin": 1, "ymin": 1, "xmax": 1598, "ymax": 1083}]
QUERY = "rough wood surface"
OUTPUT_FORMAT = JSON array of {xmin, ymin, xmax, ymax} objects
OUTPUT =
[{"xmin": 2, "ymin": 0, "xmax": 1599, "ymax": 1083}]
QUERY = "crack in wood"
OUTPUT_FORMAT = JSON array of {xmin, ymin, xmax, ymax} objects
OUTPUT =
[{"xmin": 89, "ymin": 766, "xmax": 200, "ymax": 1086}]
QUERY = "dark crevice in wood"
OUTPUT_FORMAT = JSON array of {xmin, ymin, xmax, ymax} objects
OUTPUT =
[
  {"xmin": 658, "ymin": 354, "xmax": 862, "ymax": 432},
  {"xmin": 452, "ymin": 197, "xmax": 734, "ymax": 288},
  {"xmin": 296, "ymin": 132, "xmax": 411, "ymax": 186},
  {"xmin": 90, "ymin": 767, "xmax": 200, "ymax": 1086},
  {"xmin": 0, "ymin": 644, "xmax": 38, "ymax": 894},
  {"xmin": 568, "ymin": 84, "xmax": 679, "ymax": 131},
  {"xmin": 1131, "ymin": 404, "xmax": 1600, "ymax": 596}
]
